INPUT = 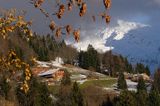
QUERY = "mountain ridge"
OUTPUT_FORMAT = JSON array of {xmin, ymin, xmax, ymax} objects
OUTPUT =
[{"xmin": 67, "ymin": 20, "xmax": 160, "ymax": 72}]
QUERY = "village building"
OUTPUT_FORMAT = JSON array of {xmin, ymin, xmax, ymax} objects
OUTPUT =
[{"xmin": 32, "ymin": 67, "xmax": 65, "ymax": 85}]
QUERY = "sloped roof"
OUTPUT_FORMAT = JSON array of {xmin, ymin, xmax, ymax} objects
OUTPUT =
[{"xmin": 38, "ymin": 68, "xmax": 59, "ymax": 76}]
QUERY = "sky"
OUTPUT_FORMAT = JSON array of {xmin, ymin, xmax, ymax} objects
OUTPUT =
[
  {"xmin": 0, "ymin": 0, "xmax": 160, "ymax": 48},
  {"xmin": 1, "ymin": 0, "xmax": 160, "ymax": 70},
  {"xmin": 0, "ymin": 0, "xmax": 160, "ymax": 52},
  {"xmin": 0, "ymin": 0, "xmax": 159, "ymax": 35}
]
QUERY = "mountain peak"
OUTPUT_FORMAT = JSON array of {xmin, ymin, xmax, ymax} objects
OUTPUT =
[{"xmin": 66, "ymin": 19, "xmax": 160, "ymax": 72}]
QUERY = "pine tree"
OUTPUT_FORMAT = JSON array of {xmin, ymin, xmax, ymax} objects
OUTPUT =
[
  {"xmin": 102, "ymin": 97, "xmax": 113, "ymax": 106},
  {"xmin": 16, "ymin": 77, "xmax": 38, "ymax": 106},
  {"xmin": 0, "ymin": 76, "xmax": 11, "ymax": 99},
  {"xmin": 117, "ymin": 72, "xmax": 127, "ymax": 90},
  {"xmin": 78, "ymin": 45, "xmax": 100, "ymax": 72},
  {"xmin": 147, "ymin": 68, "xmax": 160, "ymax": 106},
  {"xmin": 16, "ymin": 77, "xmax": 52, "ymax": 106},
  {"xmin": 135, "ymin": 63, "xmax": 146, "ymax": 74},
  {"xmin": 148, "ymin": 88, "xmax": 160, "ymax": 106},
  {"xmin": 34, "ymin": 83, "xmax": 52, "ymax": 106},
  {"xmin": 14, "ymin": 46, "xmax": 24, "ymax": 60},
  {"xmin": 145, "ymin": 66, "xmax": 150, "ymax": 76},
  {"xmin": 115, "ymin": 90, "xmax": 136, "ymax": 106},
  {"xmin": 152, "ymin": 68, "xmax": 160, "ymax": 92},
  {"xmin": 136, "ymin": 77, "xmax": 148, "ymax": 106},
  {"xmin": 136, "ymin": 90, "xmax": 148, "ymax": 106},
  {"xmin": 71, "ymin": 82, "xmax": 84, "ymax": 106},
  {"xmin": 78, "ymin": 51, "xmax": 88, "ymax": 69},
  {"xmin": 124, "ymin": 57, "xmax": 133, "ymax": 73},
  {"xmin": 137, "ymin": 77, "xmax": 147, "ymax": 92}
]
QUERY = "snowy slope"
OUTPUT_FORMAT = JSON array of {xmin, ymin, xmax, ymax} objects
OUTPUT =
[{"xmin": 66, "ymin": 20, "xmax": 160, "ymax": 72}]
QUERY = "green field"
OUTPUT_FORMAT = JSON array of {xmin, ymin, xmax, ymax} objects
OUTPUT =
[
  {"xmin": 48, "ymin": 78, "xmax": 117, "ymax": 93},
  {"xmin": 80, "ymin": 79, "xmax": 117, "ymax": 89}
]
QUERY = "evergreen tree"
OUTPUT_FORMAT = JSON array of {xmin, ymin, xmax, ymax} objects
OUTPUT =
[
  {"xmin": 145, "ymin": 66, "xmax": 150, "ymax": 76},
  {"xmin": 0, "ymin": 76, "xmax": 11, "ymax": 99},
  {"xmin": 34, "ymin": 83, "xmax": 52, "ymax": 106},
  {"xmin": 15, "ymin": 46, "xmax": 24, "ymax": 60},
  {"xmin": 136, "ymin": 90, "xmax": 148, "ymax": 106},
  {"xmin": 102, "ymin": 51, "xmax": 111, "ymax": 68},
  {"xmin": 124, "ymin": 57, "xmax": 133, "ymax": 73},
  {"xmin": 87, "ymin": 45, "xmax": 100, "ymax": 72},
  {"xmin": 16, "ymin": 77, "xmax": 38, "ymax": 106},
  {"xmin": 71, "ymin": 82, "xmax": 84, "ymax": 106},
  {"xmin": 56, "ymin": 83, "xmax": 72, "ymax": 106},
  {"xmin": 38, "ymin": 47, "xmax": 49, "ymax": 61},
  {"xmin": 78, "ymin": 45, "xmax": 100, "ymax": 72},
  {"xmin": 152, "ymin": 68, "xmax": 160, "ymax": 93},
  {"xmin": 137, "ymin": 77, "xmax": 147, "ymax": 92},
  {"xmin": 115, "ymin": 90, "xmax": 136, "ymax": 106},
  {"xmin": 113, "ymin": 55, "xmax": 121, "ymax": 73},
  {"xmin": 136, "ymin": 77, "xmax": 148, "ymax": 106},
  {"xmin": 117, "ymin": 72, "xmax": 127, "ymax": 90},
  {"xmin": 102, "ymin": 97, "xmax": 113, "ymax": 106},
  {"xmin": 16, "ymin": 77, "xmax": 52, "ymax": 106},
  {"xmin": 148, "ymin": 88, "xmax": 160, "ymax": 106},
  {"xmin": 135, "ymin": 63, "xmax": 146, "ymax": 74},
  {"xmin": 78, "ymin": 51, "xmax": 85, "ymax": 68},
  {"xmin": 102, "ymin": 51, "xmax": 134, "ymax": 76},
  {"xmin": 147, "ymin": 69, "xmax": 160, "ymax": 105}
]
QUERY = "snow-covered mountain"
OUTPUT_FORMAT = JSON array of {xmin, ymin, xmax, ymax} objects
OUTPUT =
[{"xmin": 66, "ymin": 20, "xmax": 160, "ymax": 72}]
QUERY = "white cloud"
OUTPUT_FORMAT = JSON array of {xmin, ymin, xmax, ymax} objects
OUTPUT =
[
  {"xmin": 106, "ymin": 20, "xmax": 149, "ymax": 40},
  {"xmin": 66, "ymin": 20, "xmax": 149, "ymax": 53},
  {"xmin": 154, "ymin": 0, "xmax": 160, "ymax": 5}
]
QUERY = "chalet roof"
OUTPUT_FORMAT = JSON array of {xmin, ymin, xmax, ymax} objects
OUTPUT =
[{"xmin": 38, "ymin": 68, "xmax": 60, "ymax": 76}]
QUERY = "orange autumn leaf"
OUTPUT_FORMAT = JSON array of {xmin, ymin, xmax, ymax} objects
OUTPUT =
[
  {"xmin": 103, "ymin": 0, "xmax": 111, "ymax": 9},
  {"xmin": 49, "ymin": 21, "xmax": 56, "ymax": 31},
  {"xmin": 105, "ymin": 15, "xmax": 110, "ymax": 24},
  {"xmin": 55, "ymin": 27, "xmax": 61, "ymax": 38},
  {"xmin": 73, "ymin": 29, "xmax": 80, "ymax": 42},
  {"xmin": 79, "ymin": 2, "xmax": 87, "ymax": 17},
  {"xmin": 66, "ymin": 25, "xmax": 72, "ymax": 35}
]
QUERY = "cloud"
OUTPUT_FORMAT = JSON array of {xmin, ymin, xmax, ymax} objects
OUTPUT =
[
  {"xmin": 66, "ymin": 20, "xmax": 149, "ymax": 53},
  {"xmin": 110, "ymin": 20, "xmax": 149, "ymax": 40},
  {"xmin": 154, "ymin": 0, "xmax": 160, "ymax": 5},
  {"xmin": 0, "ymin": 0, "xmax": 159, "ymax": 35},
  {"xmin": 1, "ymin": 0, "xmax": 160, "ymax": 70}
]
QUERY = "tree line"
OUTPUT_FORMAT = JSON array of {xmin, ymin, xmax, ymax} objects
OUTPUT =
[
  {"xmin": 78, "ymin": 45, "xmax": 150, "ymax": 77},
  {"xmin": 101, "ymin": 69, "xmax": 160, "ymax": 106},
  {"xmin": 0, "ymin": 32, "xmax": 151, "ymax": 76}
]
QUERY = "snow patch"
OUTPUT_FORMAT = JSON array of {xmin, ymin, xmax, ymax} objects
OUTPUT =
[
  {"xmin": 38, "ymin": 68, "xmax": 59, "ymax": 76},
  {"xmin": 112, "ymin": 20, "xmax": 149, "ymax": 40},
  {"xmin": 51, "ymin": 57, "xmax": 64, "ymax": 68},
  {"xmin": 36, "ymin": 61, "xmax": 51, "ymax": 68},
  {"xmin": 36, "ymin": 57, "xmax": 64, "ymax": 68},
  {"xmin": 66, "ymin": 19, "xmax": 149, "ymax": 53}
]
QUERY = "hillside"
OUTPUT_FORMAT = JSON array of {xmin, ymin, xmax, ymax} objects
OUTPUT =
[{"xmin": 67, "ymin": 20, "xmax": 160, "ymax": 72}]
